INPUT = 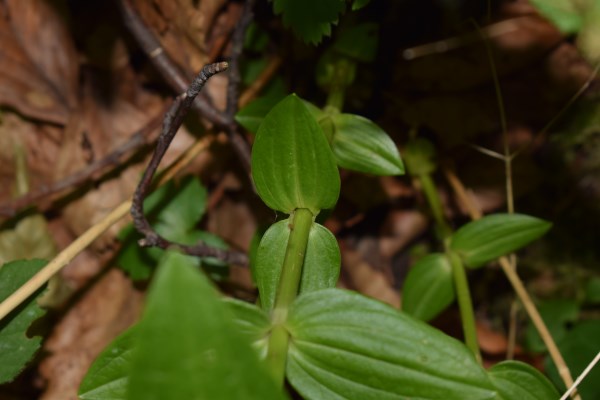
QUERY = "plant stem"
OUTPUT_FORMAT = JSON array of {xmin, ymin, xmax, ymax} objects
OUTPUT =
[
  {"xmin": 447, "ymin": 251, "xmax": 482, "ymax": 364},
  {"xmin": 325, "ymin": 58, "xmax": 354, "ymax": 111},
  {"xmin": 266, "ymin": 208, "xmax": 314, "ymax": 385},
  {"xmin": 419, "ymin": 173, "xmax": 452, "ymax": 238}
]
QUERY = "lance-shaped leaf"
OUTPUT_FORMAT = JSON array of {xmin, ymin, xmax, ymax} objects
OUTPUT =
[
  {"xmin": 402, "ymin": 253, "xmax": 454, "ymax": 321},
  {"xmin": 251, "ymin": 94, "xmax": 340, "ymax": 215},
  {"xmin": 488, "ymin": 361, "xmax": 559, "ymax": 400},
  {"xmin": 286, "ymin": 289, "xmax": 497, "ymax": 399},
  {"xmin": 0, "ymin": 259, "xmax": 47, "ymax": 384},
  {"xmin": 79, "ymin": 326, "xmax": 136, "ymax": 400},
  {"xmin": 449, "ymin": 214, "xmax": 552, "ymax": 268},
  {"xmin": 127, "ymin": 251, "xmax": 285, "ymax": 400},
  {"xmin": 255, "ymin": 219, "xmax": 340, "ymax": 311},
  {"xmin": 329, "ymin": 113, "xmax": 404, "ymax": 176}
]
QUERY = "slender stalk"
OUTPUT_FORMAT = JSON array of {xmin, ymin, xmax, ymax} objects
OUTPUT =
[
  {"xmin": 447, "ymin": 251, "xmax": 482, "ymax": 364},
  {"xmin": 266, "ymin": 208, "xmax": 314, "ymax": 384},
  {"xmin": 419, "ymin": 173, "xmax": 452, "ymax": 238},
  {"xmin": 325, "ymin": 58, "xmax": 354, "ymax": 111}
]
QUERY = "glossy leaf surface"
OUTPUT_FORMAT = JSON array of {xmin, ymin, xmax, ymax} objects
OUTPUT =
[
  {"xmin": 329, "ymin": 113, "xmax": 404, "ymax": 176},
  {"xmin": 251, "ymin": 94, "xmax": 340, "ymax": 215},
  {"xmin": 488, "ymin": 361, "xmax": 559, "ymax": 400},
  {"xmin": 449, "ymin": 213, "xmax": 552, "ymax": 268},
  {"xmin": 402, "ymin": 253, "xmax": 454, "ymax": 321},
  {"xmin": 79, "ymin": 327, "xmax": 135, "ymax": 400},
  {"xmin": 127, "ymin": 251, "xmax": 284, "ymax": 400},
  {"xmin": 286, "ymin": 289, "xmax": 497, "ymax": 400},
  {"xmin": 255, "ymin": 219, "xmax": 340, "ymax": 311},
  {"xmin": 0, "ymin": 259, "xmax": 47, "ymax": 384}
]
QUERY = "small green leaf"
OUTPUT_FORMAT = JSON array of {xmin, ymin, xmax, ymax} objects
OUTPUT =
[
  {"xmin": 529, "ymin": 0, "xmax": 582, "ymax": 34},
  {"xmin": 251, "ymin": 94, "xmax": 340, "ymax": 215},
  {"xmin": 223, "ymin": 298, "xmax": 271, "ymax": 356},
  {"xmin": 235, "ymin": 95, "xmax": 284, "ymax": 134},
  {"xmin": 255, "ymin": 219, "xmax": 341, "ymax": 311},
  {"xmin": 402, "ymin": 253, "xmax": 455, "ymax": 321},
  {"xmin": 286, "ymin": 289, "xmax": 497, "ymax": 399},
  {"xmin": 403, "ymin": 138, "xmax": 437, "ymax": 176},
  {"xmin": 449, "ymin": 214, "xmax": 552, "ymax": 268},
  {"xmin": 488, "ymin": 361, "xmax": 559, "ymax": 400},
  {"xmin": 545, "ymin": 320, "xmax": 600, "ymax": 398},
  {"xmin": 272, "ymin": 0, "xmax": 346, "ymax": 44},
  {"xmin": 0, "ymin": 259, "xmax": 47, "ymax": 384},
  {"xmin": 329, "ymin": 113, "xmax": 404, "ymax": 176},
  {"xmin": 524, "ymin": 299, "xmax": 579, "ymax": 353},
  {"xmin": 127, "ymin": 251, "xmax": 284, "ymax": 400},
  {"xmin": 79, "ymin": 326, "xmax": 136, "ymax": 400}
]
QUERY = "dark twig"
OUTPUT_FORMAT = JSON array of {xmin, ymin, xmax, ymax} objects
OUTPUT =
[
  {"xmin": 130, "ymin": 62, "xmax": 247, "ymax": 265},
  {"xmin": 0, "ymin": 113, "xmax": 164, "ymax": 218},
  {"xmin": 118, "ymin": 0, "xmax": 253, "ymax": 173}
]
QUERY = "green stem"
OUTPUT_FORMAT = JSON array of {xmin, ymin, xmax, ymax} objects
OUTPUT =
[
  {"xmin": 325, "ymin": 58, "xmax": 355, "ymax": 111},
  {"xmin": 266, "ymin": 208, "xmax": 314, "ymax": 385},
  {"xmin": 419, "ymin": 173, "xmax": 452, "ymax": 238},
  {"xmin": 447, "ymin": 250, "xmax": 482, "ymax": 364}
]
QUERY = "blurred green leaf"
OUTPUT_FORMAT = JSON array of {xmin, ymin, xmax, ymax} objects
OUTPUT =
[
  {"xmin": 529, "ymin": 0, "xmax": 582, "ymax": 34},
  {"xmin": 329, "ymin": 113, "xmax": 404, "ymax": 176},
  {"xmin": 585, "ymin": 277, "xmax": 600, "ymax": 304},
  {"xmin": 545, "ymin": 320, "xmax": 600, "ymax": 398},
  {"xmin": 254, "ymin": 219, "xmax": 340, "ymax": 311},
  {"xmin": 577, "ymin": 1, "xmax": 600, "ymax": 62},
  {"xmin": 449, "ymin": 214, "xmax": 552, "ymax": 268},
  {"xmin": 524, "ymin": 299, "xmax": 579, "ymax": 353},
  {"xmin": 403, "ymin": 138, "xmax": 437, "ymax": 176},
  {"xmin": 0, "ymin": 259, "xmax": 47, "ymax": 384},
  {"xmin": 272, "ymin": 0, "xmax": 346, "ymax": 44},
  {"xmin": 286, "ymin": 289, "xmax": 497, "ymax": 399},
  {"xmin": 333, "ymin": 23, "xmax": 379, "ymax": 62},
  {"xmin": 127, "ymin": 251, "xmax": 285, "ymax": 399},
  {"xmin": 488, "ymin": 361, "xmax": 559, "ymax": 400},
  {"xmin": 223, "ymin": 298, "xmax": 271, "ymax": 357},
  {"xmin": 402, "ymin": 253, "xmax": 454, "ymax": 321},
  {"xmin": 235, "ymin": 95, "xmax": 284, "ymax": 134},
  {"xmin": 251, "ymin": 94, "xmax": 340, "ymax": 215},
  {"xmin": 79, "ymin": 326, "xmax": 135, "ymax": 400},
  {"xmin": 351, "ymin": 0, "xmax": 371, "ymax": 10}
]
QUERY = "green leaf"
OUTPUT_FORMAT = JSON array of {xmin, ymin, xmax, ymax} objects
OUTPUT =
[
  {"xmin": 286, "ymin": 289, "xmax": 497, "ymax": 399},
  {"xmin": 333, "ymin": 23, "xmax": 379, "ymax": 63},
  {"xmin": 223, "ymin": 298, "xmax": 271, "ymax": 356},
  {"xmin": 524, "ymin": 299, "xmax": 579, "ymax": 353},
  {"xmin": 585, "ymin": 277, "xmax": 600, "ymax": 304},
  {"xmin": 529, "ymin": 0, "xmax": 582, "ymax": 34},
  {"xmin": 251, "ymin": 94, "xmax": 340, "ymax": 215},
  {"xmin": 403, "ymin": 138, "xmax": 437, "ymax": 176},
  {"xmin": 272, "ymin": 0, "xmax": 346, "ymax": 44},
  {"xmin": 402, "ymin": 253, "xmax": 455, "ymax": 321},
  {"xmin": 235, "ymin": 95, "xmax": 284, "ymax": 134},
  {"xmin": 545, "ymin": 320, "xmax": 600, "ymax": 398},
  {"xmin": 351, "ymin": 0, "xmax": 371, "ymax": 10},
  {"xmin": 488, "ymin": 361, "xmax": 559, "ymax": 400},
  {"xmin": 79, "ymin": 326, "xmax": 136, "ymax": 400},
  {"xmin": 329, "ymin": 113, "xmax": 404, "ymax": 176},
  {"xmin": 0, "ymin": 259, "xmax": 47, "ymax": 384},
  {"xmin": 127, "ymin": 251, "xmax": 285, "ymax": 400},
  {"xmin": 449, "ymin": 213, "xmax": 552, "ymax": 268},
  {"xmin": 255, "ymin": 219, "xmax": 341, "ymax": 311},
  {"xmin": 117, "ymin": 177, "xmax": 209, "ymax": 280}
]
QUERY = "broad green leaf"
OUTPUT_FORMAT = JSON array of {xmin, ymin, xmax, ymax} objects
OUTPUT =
[
  {"xmin": 488, "ymin": 361, "xmax": 559, "ymax": 400},
  {"xmin": 235, "ymin": 95, "xmax": 283, "ymax": 134},
  {"xmin": 403, "ymin": 138, "xmax": 437, "ymax": 176},
  {"xmin": 545, "ymin": 320, "xmax": 600, "ymax": 398},
  {"xmin": 286, "ymin": 289, "xmax": 497, "ymax": 400},
  {"xmin": 449, "ymin": 214, "xmax": 552, "ymax": 268},
  {"xmin": 255, "ymin": 219, "xmax": 340, "ymax": 311},
  {"xmin": 251, "ymin": 94, "xmax": 340, "ymax": 215},
  {"xmin": 402, "ymin": 253, "xmax": 454, "ymax": 321},
  {"xmin": 524, "ymin": 299, "xmax": 579, "ymax": 353},
  {"xmin": 79, "ymin": 326, "xmax": 136, "ymax": 400},
  {"xmin": 529, "ymin": 0, "xmax": 582, "ymax": 34},
  {"xmin": 127, "ymin": 251, "xmax": 284, "ymax": 400},
  {"xmin": 272, "ymin": 0, "xmax": 346, "ymax": 44},
  {"xmin": 0, "ymin": 259, "xmax": 47, "ymax": 384},
  {"xmin": 329, "ymin": 113, "xmax": 404, "ymax": 176}
]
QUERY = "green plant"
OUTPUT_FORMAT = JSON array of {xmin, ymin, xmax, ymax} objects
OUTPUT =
[{"xmin": 75, "ymin": 94, "xmax": 559, "ymax": 399}]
